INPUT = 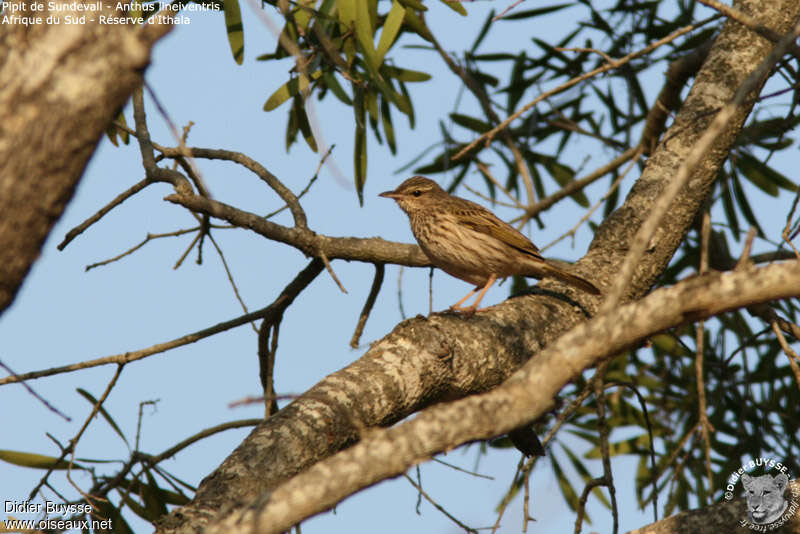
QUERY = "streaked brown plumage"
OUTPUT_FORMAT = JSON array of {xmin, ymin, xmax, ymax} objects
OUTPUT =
[{"xmin": 380, "ymin": 176, "xmax": 600, "ymax": 312}]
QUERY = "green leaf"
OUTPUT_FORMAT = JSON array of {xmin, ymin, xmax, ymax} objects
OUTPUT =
[
  {"xmin": 720, "ymin": 171, "xmax": 741, "ymax": 238},
  {"xmin": 356, "ymin": 56, "xmax": 411, "ymax": 115},
  {"xmin": 0, "ymin": 449, "xmax": 79, "ymax": 470},
  {"xmin": 736, "ymin": 152, "xmax": 797, "ymax": 195},
  {"xmin": 450, "ymin": 113, "xmax": 491, "ymax": 134},
  {"xmin": 94, "ymin": 500, "xmax": 134, "ymax": 534},
  {"xmin": 551, "ymin": 449, "xmax": 582, "ymax": 514},
  {"xmin": 439, "ymin": 0, "xmax": 466, "ymax": 15},
  {"xmin": 118, "ymin": 490, "xmax": 152, "ymax": 521},
  {"xmin": 376, "ymin": 0, "xmax": 405, "ymax": 64},
  {"xmin": 502, "ymin": 2, "xmax": 574, "ymax": 20},
  {"xmin": 731, "ymin": 168, "xmax": 764, "ymax": 236},
  {"xmin": 337, "ymin": 0, "xmax": 355, "ymax": 25},
  {"xmin": 223, "ymin": 0, "xmax": 244, "ymax": 64},
  {"xmin": 366, "ymin": 89, "xmax": 379, "ymax": 125},
  {"xmin": 397, "ymin": 0, "xmax": 426, "ymax": 11},
  {"xmin": 263, "ymin": 71, "xmax": 322, "ymax": 111},
  {"xmin": 293, "ymin": 95, "xmax": 318, "ymax": 152},
  {"xmin": 354, "ymin": 90, "xmax": 367, "ymax": 205},
  {"xmin": 321, "ymin": 70, "xmax": 352, "ymax": 105},
  {"xmin": 76, "ymin": 388, "xmax": 129, "ymax": 447},
  {"xmin": 470, "ymin": 10, "xmax": 495, "ymax": 53},
  {"xmin": 143, "ymin": 470, "xmax": 169, "ymax": 518},
  {"xmin": 382, "ymin": 65, "xmax": 430, "ymax": 82},
  {"xmin": 380, "ymin": 94, "xmax": 397, "ymax": 154},
  {"xmin": 105, "ymin": 109, "xmax": 130, "ymax": 147},
  {"xmin": 354, "ymin": 0, "xmax": 379, "ymax": 70}
]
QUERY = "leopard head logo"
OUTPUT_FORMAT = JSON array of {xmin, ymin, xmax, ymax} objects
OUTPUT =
[{"xmin": 741, "ymin": 473, "xmax": 789, "ymax": 524}]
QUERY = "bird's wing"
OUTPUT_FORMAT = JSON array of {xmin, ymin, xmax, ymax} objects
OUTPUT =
[{"xmin": 456, "ymin": 207, "xmax": 544, "ymax": 260}]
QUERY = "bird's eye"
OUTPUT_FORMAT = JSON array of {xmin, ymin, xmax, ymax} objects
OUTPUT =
[{"xmin": 412, "ymin": 190, "xmax": 422, "ymax": 197}]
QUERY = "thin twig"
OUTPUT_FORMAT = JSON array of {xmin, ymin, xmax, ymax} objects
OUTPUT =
[
  {"xmin": 350, "ymin": 264, "xmax": 385, "ymax": 348},
  {"xmin": 427, "ymin": 24, "xmax": 536, "ymax": 204},
  {"xmin": 431, "ymin": 457, "xmax": 494, "ymax": 480},
  {"xmin": 0, "ymin": 359, "xmax": 71, "ymax": 421},
  {"xmin": 319, "ymin": 250, "xmax": 347, "ymax": 294},
  {"xmin": 29, "ymin": 365, "xmax": 125, "ymax": 502},
  {"xmin": 542, "ymin": 148, "xmax": 641, "ymax": 251},
  {"xmin": 403, "ymin": 473, "xmax": 479, "ymax": 534},
  {"xmin": 695, "ymin": 210, "xmax": 715, "ymax": 499},
  {"xmin": 144, "ymin": 82, "xmax": 211, "ymax": 199},
  {"xmin": 0, "ymin": 259, "xmax": 325, "ymax": 386},
  {"xmin": 145, "ymin": 419, "xmax": 263, "ymax": 466},
  {"xmin": 771, "ymin": 320, "xmax": 800, "ymax": 390},
  {"xmin": 454, "ymin": 16, "xmax": 719, "ymax": 160},
  {"xmin": 84, "ymin": 228, "xmax": 199, "ymax": 271},
  {"xmin": 207, "ymin": 232, "xmax": 258, "ymax": 334},
  {"xmin": 474, "ymin": 162, "xmax": 525, "ymax": 208},
  {"xmin": 511, "ymin": 147, "xmax": 639, "ymax": 224},
  {"xmin": 58, "ymin": 179, "xmax": 153, "ymax": 251}
]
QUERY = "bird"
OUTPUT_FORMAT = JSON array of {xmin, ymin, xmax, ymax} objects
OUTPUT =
[{"xmin": 379, "ymin": 176, "xmax": 600, "ymax": 313}]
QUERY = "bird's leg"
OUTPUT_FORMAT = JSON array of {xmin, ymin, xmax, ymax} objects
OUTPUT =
[{"xmin": 450, "ymin": 274, "xmax": 497, "ymax": 314}]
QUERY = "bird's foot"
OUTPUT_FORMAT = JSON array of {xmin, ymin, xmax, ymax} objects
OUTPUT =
[{"xmin": 448, "ymin": 303, "xmax": 477, "ymax": 315}]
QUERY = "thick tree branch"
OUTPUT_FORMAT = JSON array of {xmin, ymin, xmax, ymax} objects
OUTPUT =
[
  {"xmin": 164, "ymin": 193, "xmax": 430, "ymax": 268},
  {"xmin": 0, "ymin": 1, "xmax": 173, "ymax": 315},
  {"xmin": 207, "ymin": 261, "xmax": 800, "ymax": 534},
  {"xmin": 627, "ymin": 481, "xmax": 800, "ymax": 534}
]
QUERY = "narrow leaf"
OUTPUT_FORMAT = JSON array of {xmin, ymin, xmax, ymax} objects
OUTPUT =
[
  {"xmin": 321, "ymin": 70, "xmax": 352, "ymax": 105},
  {"xmin": 380, "ymin": 94, "xmax": 397, "ymax": 154},
  {"xmin": 0, "ymin": 449, "xmax": 78, "ymax": 470},
  {"xmin": 439, "ymin": 0, "xmax": 466, "ymax": 15},
  {"xmin": 354, "ymin": 0, "xmax": 379, "ymax": 70},
  {"xmin": 223, "ymin": 0, "xmax": 244, "ymax": 64},
  {"xmin": 376, "ymin": 0, "xmax": 405, "ymax": 64},
  {"xmin": 382, "ymin": 65, "xmax": 430, "ymax": 82},
  {"xmin": 263, "ymin": 71, "xmax": 322, "ymax": 111},
  {"xmin": 76, "ymin": 388, "xmax": 129, "ymax": 447}
]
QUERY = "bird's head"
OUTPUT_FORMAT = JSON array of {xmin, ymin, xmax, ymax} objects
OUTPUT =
[{"xmin": 379, "ymin": 176, "xmax": 447, "ymax": 214}]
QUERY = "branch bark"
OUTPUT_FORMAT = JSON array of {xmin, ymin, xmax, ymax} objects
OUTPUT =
[
  {"xmin": 156, "ymin": 1, "xmax": 800, "ymax": 532},
  {"xmin": 0, "ymin": 3, "xmax": 173, "ymax": 315},
  {"xmin": 204, "ymin": 260, "xmax": 800, "ymax": 534}
]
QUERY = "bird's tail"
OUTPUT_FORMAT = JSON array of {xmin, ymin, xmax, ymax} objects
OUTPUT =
[{"xmin": 541, "ymin": 262, "xmax": 601, "ymax": 295}]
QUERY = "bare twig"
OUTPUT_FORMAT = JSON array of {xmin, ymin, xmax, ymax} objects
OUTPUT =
[
  {"xmin": 0, "ymin": 359, "xmax": 71, "ymax": 421},
  {"xmin": 58, "ymin": 178, "xmax": 153, "ymax": 251},
  {"xmin": 402, "ymin": 473, "xmax": 480, "ymax": 534},
  {"xmin": 0, "ymin": 259, "xmax": 325, "ymax": 386},
  {"xmin": 350, "ymin": 264, "xmax": 385, "ymax": 348},
  {"xmin": 206, "ymin": 232, "xmax": 258, "ymax": 333},
  {"xmin": 695, "ymin": 211, "xmax": 715, "ymax": 499},
  {"xmin": 431, "ymin": 457, "xmax": 494, "ymax": 480},
  {"xmin": 84, "ymin": 228, "xmax": 198, "ymax": 271},
  {"xmin": 147, "ymin": 419, "xmax": 263, "ymax": 466},
  {"xmin": 319, "ymin": 250, "xmax": 347, "ymax": 294}
]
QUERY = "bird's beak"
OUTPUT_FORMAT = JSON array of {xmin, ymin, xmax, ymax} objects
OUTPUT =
[{"xmin": 379, "ymin": 190, "xmax": 400, "ymax": 199}]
